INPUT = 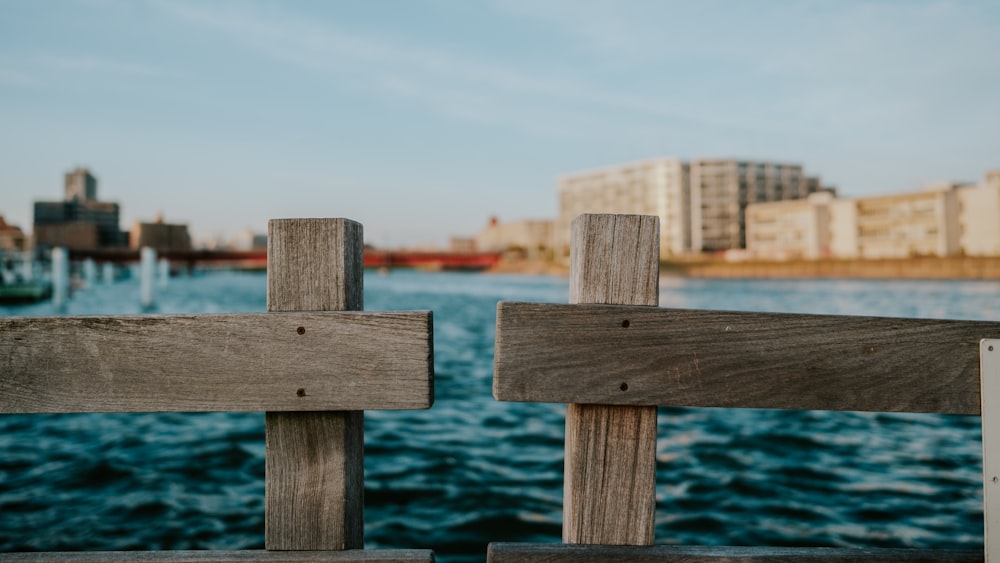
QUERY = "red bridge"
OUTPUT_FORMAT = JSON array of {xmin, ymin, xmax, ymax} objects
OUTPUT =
[
  {"xmin": 68, "ymin": 248, "xmax": 501, "ymax": 271},
  {"xmin": 364, "ymin": 250, "xmax": 501, "ymax": 271}
]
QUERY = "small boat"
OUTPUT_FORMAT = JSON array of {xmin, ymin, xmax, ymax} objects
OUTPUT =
[{"xmin": 0, "ymin": 280, "xmax": 52, "ymax": 304}]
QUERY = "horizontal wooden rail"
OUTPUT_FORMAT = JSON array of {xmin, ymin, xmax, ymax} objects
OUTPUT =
[
  {"xmin": 487, "ymin": 543, "xmax": 981, "ymax": 562},
  {"xmin": 0, "ymin": 311, "xmax": 433, "ymax": 413},
  {"xmin": 494, "ymin": 301, "xmax": 1000, "ymax": 414},
  {"xmin": 0, "ymin": 550, "xmax": 435, "ymax": 562}
]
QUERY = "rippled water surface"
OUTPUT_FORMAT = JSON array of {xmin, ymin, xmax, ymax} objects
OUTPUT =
[{"xmin": 2, "ymin": 271, "xmax": 997, "ymax": 561}]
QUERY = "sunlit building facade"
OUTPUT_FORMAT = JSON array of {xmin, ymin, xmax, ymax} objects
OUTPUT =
[
  {"xmin": 958, "ymin": 175, "xmax": 1000, "ymax": 256},
  {"xmin": 474, "ymin": 216, "xmax": 554, "ymax": 254},
  {"xmin": 749, "ymin": 179, "xmax": 1000, "ymax": 260},
  {"xmin": 557, "ymin": 157, "xmax": 690, "ymax": 257},
  {"xmin": 746, "ymin": 192, "xmax": 833, "ymax": 260},
  {"xmin": 558, "ymin": 157, "xmax": 824, "ymax": 257},
  {"xmin": 851, "ymin": 186, "xmax": 960, "ymax": 259}
]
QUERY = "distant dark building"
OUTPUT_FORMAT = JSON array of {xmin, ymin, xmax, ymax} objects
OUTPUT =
[
  {"xmin": 131, "ymin": 215, "xmax": 192, "ymax": 252},
  {"xmin": 33, "ymin": 168, "xmax": 128, "ymax": 250},
  {"xmin": 65, "ymin": 167, "xmax": 97, "ymax": 202}
]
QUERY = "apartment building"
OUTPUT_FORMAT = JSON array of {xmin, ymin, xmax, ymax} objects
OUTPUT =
[
  {"xmin": 689, "ymin": 159, "xmax": 821, "ymax": 252},
  {"xmin": 828, "ymin": 198, "xmax": 859, "ymax": 258},
  {"xmin": 853, "ymin": 186, "xmax": 960, "ymax": 258},
  {"xmin": 474, "ymin": 216, "xmax": 554, "ymax": 254},
  {"xmin": 745, "ymin": 192, "xmax": 833, "ymax": 260},
  {"xmin": 958, "ymin": 176, "xmax": 1000, "ymax": 256},
  {"xmin": 557, "ymin": 157, "xmax": 689, "ymax": 256},
  {"xmin": 766, "ymin": 185, "xmax": 961, "ymax": 259},
  {"xmin": 748, "ymin": 172, "xmax": 1000, "ymax": 260},
  {"xmin": 558, "ymin": 157, "xmax": 824, "ymax": 257}
]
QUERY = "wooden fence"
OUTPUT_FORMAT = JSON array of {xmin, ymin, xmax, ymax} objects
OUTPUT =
[
  {"xmin": 3, "ymin": 214, "xmax": 1000, "ymax": 561},
  {"xmin": 490, "ymin": 213, "xmax": 997, "ymax": 562},
  {"xmin": 0, "ymin": 219, "xmax": 435, "ymax": 562}
]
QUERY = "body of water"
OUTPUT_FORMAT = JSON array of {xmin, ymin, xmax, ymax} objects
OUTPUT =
[{"xmin": 1, "ymin": 270, "xmax": 996, "ymax": 561}]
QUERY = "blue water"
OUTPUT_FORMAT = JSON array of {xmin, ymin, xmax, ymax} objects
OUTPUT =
[{"xmin": 2, "ymin": 270, "xmax": 997, "ymax": 561}]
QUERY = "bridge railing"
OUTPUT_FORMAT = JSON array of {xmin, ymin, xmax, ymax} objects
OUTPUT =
[
  {"xmin": 490, "ymin": 213, "xmax": 995, "ymax": 562},
  {"xmin": 0, "ymin": 218, "xmax": 435, "ymax": 562}
]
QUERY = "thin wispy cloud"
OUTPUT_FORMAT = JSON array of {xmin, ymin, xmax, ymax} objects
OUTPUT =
[
  {"xmin": 0, "ymin": 52, "xmax": 186, "ymax": 90},
  {"xmin": 149, "ymin": 0, "xmax": 763, "ymax": 138},
  {"xmin": 38, "ymin": 54, "xmax": 186, "ymax": 79},
  {"xmin": 0, "ymin": 65, "xmax": 37, "ymax": 87}
]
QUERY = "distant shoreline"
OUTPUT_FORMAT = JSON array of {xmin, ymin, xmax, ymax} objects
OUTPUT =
[
  {"xmin": 670, "ymin": 255, "xmax": 1000, "ymax": 280},
  {"xmin": 488, "ymin": 255, "xmax": 1000, "ymax": 280}
]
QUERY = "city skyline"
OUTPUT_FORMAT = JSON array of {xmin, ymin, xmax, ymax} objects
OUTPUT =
[{"xmin": 1, "ymin": 0, "xmax": 998, "ymax": 248}]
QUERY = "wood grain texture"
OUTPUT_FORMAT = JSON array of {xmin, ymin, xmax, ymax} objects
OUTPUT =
[
  {"xmin": 267, "ymin": 219, "xmax": 364, "ymax": 313},
  {"xmin": 563, "ymin": 213, "xmax": 659, "ymax": 546},
  {"xmin": 0, "ymin": 312, "xmax": 433, "ymax": 413},
  {"xmin": 494, "ymin": 302, "xmax": 1000, "ymax": 415},
  {"xmin": 487, "ymin": 543, "xmax": 982, "ymax": 562},
  {"xmin": 265, "ymin": 218, "xmax": 369, "ymax": 551},
  {"xmin": 0, "ymin": 550, "xmax": 435, "ymax": 562},
  {"xmin": 981, "ymin": 339, "xmax": 1000, "ymax": 562},
  {"xmin": 568, "ymin": 214, "xmax": 660, "ymax": 306},
  {"xmin": 266, "ymin": 411, "xmax": 364, "ymax": 550},
  {"xmin": 564, "ymin": 403, "xmax": 657, "ymax": 545}
]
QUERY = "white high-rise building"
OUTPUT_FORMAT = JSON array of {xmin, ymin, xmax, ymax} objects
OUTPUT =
[
  {"xmin": 557, "ymin": 157, "xmax": 823, "ymax": 257},
  {"xmin": 557, "ymin": 157, "xmax": 689, "ymax": 256}
]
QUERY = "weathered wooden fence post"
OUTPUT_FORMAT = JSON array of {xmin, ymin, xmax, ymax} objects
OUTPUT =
[
  {"xmin": 984, "ymin": 339, "xmax": 1000, "ymax": 562},
  {"xmin": 564, "ymin": 213, "xmax": 660, "ymax": 545},
  {"xmin": 265, "ymin": 218, "xmax": 365, "ymax": 550}
]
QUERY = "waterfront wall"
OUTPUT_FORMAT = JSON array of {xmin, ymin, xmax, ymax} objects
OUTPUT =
[{"xmin": 669, "ymin": 255, "xmax": 1000, "ymax": 280}]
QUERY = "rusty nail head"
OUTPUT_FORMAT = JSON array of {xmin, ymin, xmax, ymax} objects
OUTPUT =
[
  {"xmin": 297, "ymin": 326, "xmax": 305, "ymax": 335},
  {"xmin": 296, "ymin": 388, "xmax": 306, "ymax": 397},
  {"xmin": 620, "ymin": 382, "xmax": 628, "ymax": 391}
]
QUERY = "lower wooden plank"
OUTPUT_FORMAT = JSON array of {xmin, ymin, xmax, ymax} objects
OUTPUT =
[
  {"xmin": 487, "ymin": 543, "xmax": 981, "ymax": 562},
  {"xmin": 0, "ymin": 550, "xmax": 434, "ymax": 562}
]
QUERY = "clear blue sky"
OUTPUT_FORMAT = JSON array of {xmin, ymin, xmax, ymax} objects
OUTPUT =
[{"xmin": 1, "ymin": 0, "xmax": 998, "ymax": 248}]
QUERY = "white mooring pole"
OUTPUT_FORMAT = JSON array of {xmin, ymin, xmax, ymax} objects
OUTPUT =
[
  {"xmin": 51, "ymin": 247, "xmax": 69, "ymax": 310},
  {"xmin": 140, "ymin": 247, "xmax": 156, "ymax": 308},
  {"xmin": 158, "ymin": 257, "xmax": 169, "ymax": 289},
  {"xmin": 83, "ymin": 258, "xmax": 97, "ymax": 288}
]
